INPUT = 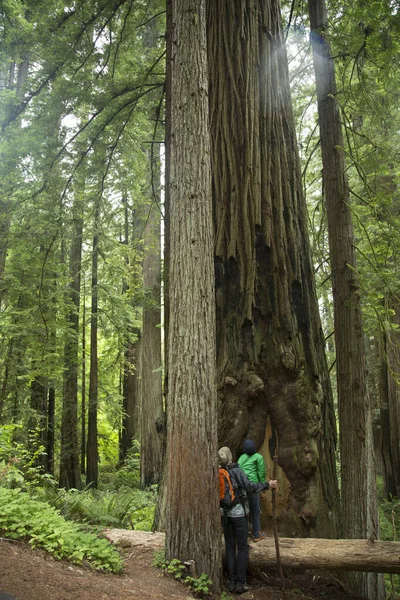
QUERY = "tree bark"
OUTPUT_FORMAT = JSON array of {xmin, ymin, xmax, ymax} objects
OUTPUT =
[
  {"xmin": 59, "ymin": 213, "xmax": 82, "ymax": 490},
  {"xmin": 119, "ymin": 198, "xmax": 141, "ymax": 464},
  {"xmin": 379, "ymin": 305, "xmax": 400, "ymax": 499},
  {"xmin": 308, "ymin": 0, "xmax": 383, "ymax": 597},
  {"xmin": 120, "ymin": 329, "xmax": 141, "ymax": 463},
  {"xmin": 207, "ymin": 0, "xmax": 339, "ymax": 538},
  {"xmin": 165, "ymin": 0, "xmax": 221, "ymax": 589},
  {"xmin": 47, "ymin": 383, "xmax": 55, "ymax": 476},
  {"xmin": 140, "ymin": 196, "xmax": 163, "ymax": 488},
  {"xmin": 152, "ymin": 0, "xmax": 172, "ymax": 532},
  {"xmin": 81, "ymin": 282, "xmax": 86, "ymax": 475},
  {"xmin": 29, "ymin": 375, "xmax": 48, "ymax": 471},
  {"xmin": 86, "ymin": 199, "xmax": 100, "ymax": 488}
]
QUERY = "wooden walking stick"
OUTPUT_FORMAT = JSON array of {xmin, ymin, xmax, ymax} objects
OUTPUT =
[{"xmin": 271, "ymin": 429, "xmax": 286, "ymax": 597}]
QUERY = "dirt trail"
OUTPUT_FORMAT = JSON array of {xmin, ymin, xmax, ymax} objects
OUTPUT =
[{"xmin": 0, "ymin": 537, "xmax": 367, "ymax": 600}]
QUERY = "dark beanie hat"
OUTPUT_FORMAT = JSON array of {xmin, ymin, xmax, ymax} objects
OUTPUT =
[{"xmin": 243, "ymin": 439, "xmax": 256, "ymax": 456}]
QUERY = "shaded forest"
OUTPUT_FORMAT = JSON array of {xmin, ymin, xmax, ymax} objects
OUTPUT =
[{"xmin": 0, "ymin": 0, "xmax": 400, "ymax": 598}]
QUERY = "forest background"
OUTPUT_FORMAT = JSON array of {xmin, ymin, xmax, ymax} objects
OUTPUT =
[{"xmin": 0, "ymin": 0, "xmax": 399, "ymax": 599}]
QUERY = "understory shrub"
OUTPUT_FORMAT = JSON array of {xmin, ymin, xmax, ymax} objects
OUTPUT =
[
  {"xmin": 54, "ymin": 487, "xmax": 156, "ymax": 530},
  {"xmin": 0, "ymin": 487, "xmax": 123, "ymax": 572}
]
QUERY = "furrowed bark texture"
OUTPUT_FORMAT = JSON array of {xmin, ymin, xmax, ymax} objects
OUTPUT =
[
  {"xmin": 140, "ymin": 199, "xmax": 163, "ymax": 488},
  {"xmin": 379, "ymin": 305, "xmax": 400, "ymax": 499},
  {"xmin": 308, "ymin": 0, "xmax": 383, "ymax": 597},
  {"xmin": 166, "ymin": 0, "xmax": 221, "ymax": 589},
  {"xmin": 59, "ymin": 213, "xmax": 82, "ymax": 490},
  {"xmin": 120, "ymin": 200, "xmax": 141, "ymax": 464},
  {"xmin": 152, "ymin": 0, "xmax": 172, "ymax": 532},
  {"xmin": 207, "ymin": 0, "xmax": 339, "ymax": 537},
  {"xmin": 86, "ymin": 200, "xmax": 100, "ymax": 489}
]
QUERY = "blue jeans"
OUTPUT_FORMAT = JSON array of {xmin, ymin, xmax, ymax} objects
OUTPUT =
[
  {"xmin": 222, "ymin": 515, "xmax": 249, "ymax": 585},
  {"xmin": 249, "ymin": 492, "xmax": 261, "ymax": 538}
]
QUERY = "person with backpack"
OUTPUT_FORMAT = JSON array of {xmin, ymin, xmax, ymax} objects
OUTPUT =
[
  {"xmin": 218, "ymin": 446, "xmax": 277, "ymax": 594},
  {"xmin": 238, "ymin": 438, "xmax": 268, "ymax": 542}
]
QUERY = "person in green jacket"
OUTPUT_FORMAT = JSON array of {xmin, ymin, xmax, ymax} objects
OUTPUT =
[{"xmin": 238, "ymin": 439, "xmax": 269, "ymax": 541}]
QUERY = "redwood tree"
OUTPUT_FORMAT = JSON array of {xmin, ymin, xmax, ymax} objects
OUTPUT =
[
  {"xmin": 140, "ymin": 198, "xmax": 163, "ymax": 488},
  {"xmin": 207, "ymin": 0, "xmax": 339, "ymax": 537},
  {"xmin": 165, "ymin": 0, "xmax": 221, "ymax": 588},
  {"xmin": 59, "ymin": 199, "xmax": 83, "ymax": 490},
  {"xmin": 308, "ymin": 0, "xmax": 383, "ymax": 596}
]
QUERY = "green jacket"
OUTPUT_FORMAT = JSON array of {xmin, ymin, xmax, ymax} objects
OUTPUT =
[{"xmin": 238, "ymin": 452, "xmax": 266, "ymax": 483}]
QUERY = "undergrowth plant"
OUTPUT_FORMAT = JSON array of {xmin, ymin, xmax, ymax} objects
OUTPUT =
[
  {"xmin": 53, "ymin": 487, "xmax": 156, "ymax": 530},
  {"xmin": 152, "ymin": 551, "xmax": 212, "ymax": 597},
  {"xmin": 0, "ymin": 488, "xmax": 123, "ymax": 572}
]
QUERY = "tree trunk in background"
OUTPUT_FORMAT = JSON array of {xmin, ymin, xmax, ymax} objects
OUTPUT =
[
  {"xmin": 152, "ymin": 0, "xmax": 172, "ymax": 532},
  {"xmin": 81, "ymin": 283, "xmax": 86, "ymax": 474},
  {"xmin": 308, "ymin": 0, "xmax": 383, "ymax": 597},
  {"xmin": 207, "ymin": 0, "xmax": 339, "ymax": 538},
  {"xmin": 59, "ymin": 211, "xmax": 82, "ymax": 490},
  {"xmin": 29, "ymin": 375, "xmax": 48, "ymax": 471},
  {"xmin": 47, "ymin": 383, "xmax": 55, "ymax": 476},
  {"xmin": 379, "ymin": 304, "xmax": 400, "ymax": 499},
  {"xmin": 0, "ymin": 59, "xmax": 29, "ymax": 311},
  {"xmin": 379, "ymin": 332, "xmax": 397, "ymax": 498},
  {"xmin": 120, "ymin": 329, "xmax": 141, "ymax": 463},
  {"xmin": 140, "ymin": 191, "xmax": 163, "ymax": 488},
  {"xmin": 86, "ymin": 200, "xmax": 100, "ymax": 488},
  {"xmin": 387, "ymin": 307, "xmax": 400, "ymax": 495},
  {"xmin": 165, "ymin": 0, "xmax": 221, "ymax": 589},
  {"xmin": 0, "ymin": 341, "xmax": 13, "ymax": 422},
  {"xmin": 119, "ymin": 198, "xmax": 141, "ymax": 464}
]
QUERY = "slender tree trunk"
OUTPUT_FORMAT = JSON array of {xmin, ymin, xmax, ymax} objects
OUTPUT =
[
  {"xmin": 81, "ymin": 280, "xmax": 86, "ymax": 474},
  {"xmin": 119, "ymin": 198, "xmax": 141, "ymax": 463},
  {"xmin": 0, "ymin": 340, "xmax": 13, "ymax": 422},
  {"xmin": 387, "ymin": 307, "xmax": 400, "ymax": 495},
  {"xmin": 379, "ymin": 332, "xmax": 397, "ymax": 498},
  {"xmin": 47, "ymin": 383, "xmax": 55, "ymax": 476},
  {"xmin": 308, "ymin": 0, "xmax": 383, "ymax": 597},
  {"xmin": 379, "ymin": 303, "xmax": 400, "ymax": 499},
  {"xmin": 86, "ymin": 201, "xmax": 99, "ymax": 488},
  {"xmin": 140, "ymin": 185, "xmax": 163, "ymax": 488},
  {"xmin": 29, "ymin": 375, "xmax": 48, "ymax": 471},
  {"xmin": 59, "ymin": 212, "xmax": 83, "ymax": 490},
  {"xmin": 120, "ymin": 329, "xmax": 141, "ymax": 463},
  {"xmin": 165, "ymin": 0, "xmax": 221, "ymax": 589},
  {"xmin": 207, "ymin": 0, "xmax": 339, "ymax": 537},
  {"xmin": 152, "ymin": 0, "xmax": 172, "ymax": 532}
]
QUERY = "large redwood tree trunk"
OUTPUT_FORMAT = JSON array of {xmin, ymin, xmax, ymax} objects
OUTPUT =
[
  {"xmin": 165, "ymin": 0, "xmax": 221, "ymax": 589},
  {"xmin": 207, "ymin": 0, "xmax": 339, "ymax": 538}
]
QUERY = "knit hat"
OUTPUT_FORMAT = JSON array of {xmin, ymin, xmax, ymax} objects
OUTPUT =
[
  {"xmin": 243, "ymin": 439, "xmax": 256, "ymax": 456},
  {"xmin": 218, "ymin": 446, "xmax": 232, "ymax": 467}
]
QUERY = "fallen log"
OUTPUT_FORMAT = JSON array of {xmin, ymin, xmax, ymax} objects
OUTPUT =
[
  {"xmin": 248, "ymin": 537, "xmax": 400, "ymax": 574},
  {"xmin": 103, "ymin": 529, "xmax": 400, "ymax": 574}
]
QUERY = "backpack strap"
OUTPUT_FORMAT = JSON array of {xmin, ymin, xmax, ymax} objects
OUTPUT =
[{"xmin": 219, "ymin": 468, "xmax": 235, "ymax": 505}]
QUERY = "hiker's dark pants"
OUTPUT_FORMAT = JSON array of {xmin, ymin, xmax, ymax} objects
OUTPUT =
[
  {"xmin": 222, "ymin": 515, "xmax": 248, "ymax": 585},
  {"xmin": 249, "ymin": 492, "xmax": 261, "ymax": 538}
]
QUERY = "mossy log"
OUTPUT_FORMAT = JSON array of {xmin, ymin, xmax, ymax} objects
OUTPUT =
[{"xmin": 104, "ymin": 530, "xmax": 400, "ymax": 574}]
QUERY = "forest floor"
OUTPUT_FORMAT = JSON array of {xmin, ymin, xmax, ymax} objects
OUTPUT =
[{"xmin": 0, "ymin": 536, "xmax": 368, "ymax": 600}]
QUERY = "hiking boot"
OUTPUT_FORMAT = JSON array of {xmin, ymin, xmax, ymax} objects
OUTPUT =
[
  {"xmin": 236, "ymin": 583, "xmax": 250, "ymax": 594},
  {"xmin": 252, "ymin": 532, "xmax": 266, "ymax": 542},
  {"xmin": 228, "ymin": 580, "xmax": 236, "ymax": 593}
]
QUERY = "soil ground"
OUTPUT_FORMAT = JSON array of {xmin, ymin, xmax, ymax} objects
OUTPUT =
[{"xmin": 0, "ymin": 537, "xmax": 368, "ymax": 600}]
